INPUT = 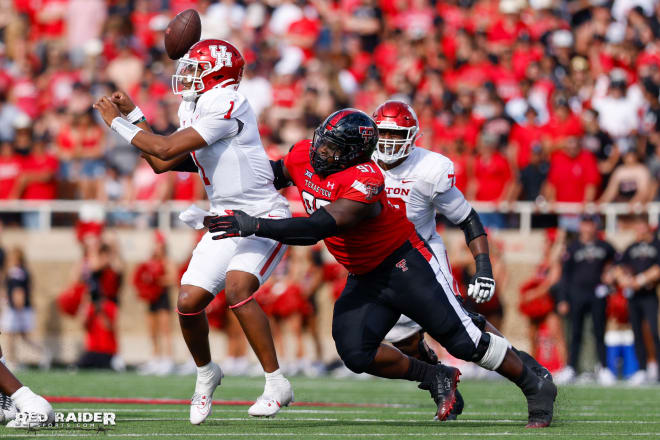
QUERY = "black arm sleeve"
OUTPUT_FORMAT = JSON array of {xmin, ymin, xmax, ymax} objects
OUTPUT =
[
  {"xmin": 458, "ymin": 209, "xmax": 487, "ymax": 244},
  {"xmin": 172, "ymin": 154, "xmax": 198, "ymax": 172},
  {"xmin": 255, "ymin": 207, "xmax": 338, "ymax": 246},
  {"xmin": 270, "ymin": 159, "xmax": 293, "ymax": 190}
]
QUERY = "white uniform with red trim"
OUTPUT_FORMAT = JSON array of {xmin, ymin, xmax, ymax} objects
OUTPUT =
[
  {"xmin": 377, "ymin": 148, "xmax": 472, "ymax": 343},
  {"xmin": 179, "ymin": 86, "xmax": 290, "ymax": 294}
]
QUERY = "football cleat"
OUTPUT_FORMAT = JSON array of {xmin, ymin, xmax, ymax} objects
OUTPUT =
[
  {"xmin": 525, "ymin": 378, "xmax": 557, "ymax": 428},
  {"xmin": 419, "ymin": 364, "xmax": 461, "ymax": 421},
  {"xmin": 518, "ymin": 350, "xmax": 553, "ymax": 383},
  {"xmin": 444, "ymin": 389, "xmax": 464, "ymax": 421},
  {"xmin": 189, "ymin": 363, "xmax": 223, "ymax": 425},
  {"xmin": 0, "ymin": 391, "xmax": 17, "ymax": 423},
  {"xmin": 248, "ymin": 378, "xmax": 294, "ymax": 417},
  {"xmin": 6, "ymin": 393, "xmax": 54, "ymax": 428}
]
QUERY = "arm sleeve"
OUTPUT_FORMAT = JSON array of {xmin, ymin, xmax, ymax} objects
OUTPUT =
[
  {"xmin": 172, "ymin": 154, "xmax": 198, "ymax": 173},
  {"xmin": 190, "ymin": 99, "xmax": 241, "ymax": 145},
  {"xmin": 433, "ymin": 186, "xmax": 472, "ymax": 224},
  {"xmin": 270, "ymin": 159, "xmax": 292, "ymax": 190},
  {"xmin": 255, "ymin": 207, "xmax": 338, "ymax": 245}
]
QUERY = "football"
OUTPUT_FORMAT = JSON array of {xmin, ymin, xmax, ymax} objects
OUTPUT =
[{"xmin": 164, "ymin": 9, "xmax": 202, "ymax": 60}]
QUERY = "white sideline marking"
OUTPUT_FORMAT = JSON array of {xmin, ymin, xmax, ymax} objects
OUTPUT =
[
  {"xmin": 0, "ymin": 433, "xmax": 659, "ymax": 438},
  {"xmin": 117, "ymin": 417, "xmax": 660, "ymax": 425}
]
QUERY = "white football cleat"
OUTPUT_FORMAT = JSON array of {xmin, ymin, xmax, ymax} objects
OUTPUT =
[
  {"xmin": 190, "ymin": 363, "xmax": 223, "ymax": 425},
  {"xmin": 0, "ymin": 392, "xmax": 17, "ymax": 424},
  {"xmin": 627, "ymin": 370, "xmax": 647, "ymax": 386},
  {"xmin": 555, "ymin": 366, "xmax": 576, "ymax": 385},
  {"xmin": 248, "ymin": 378, "xmax": 294, "ymax": 417},
  {"xmin": 6, "ymin": 391, "xmax": 54, "ymax": 428},
  {"xmin": 596, "ymin": 365, "xmax": 617, "ymax": 386}
]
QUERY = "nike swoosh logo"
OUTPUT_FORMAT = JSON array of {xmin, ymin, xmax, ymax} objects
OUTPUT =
[
  {"xmin": 268, "ymin": 214, "xmax": 279, "ymax": 218},
  {"xmin": 401, "ymin": 180, "xmax": 414, "ymax": 184}
]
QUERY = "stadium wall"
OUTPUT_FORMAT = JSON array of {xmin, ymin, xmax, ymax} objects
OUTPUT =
[{"xmin": 0, "ymin": 228, "xmax": 637, "ymax": 365}]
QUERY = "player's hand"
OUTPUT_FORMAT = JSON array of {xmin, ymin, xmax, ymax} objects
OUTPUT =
[
  {"xmin": 206, "ymin": 210, "xmax": 259, "ymax": 240},
  {"xmin": 468, "ymin": 254, "xmax": 495, "ymax": 304},
  {"xmin": 93, "ymin": 96, "xmax": 121, "ymax": 127},
  {"xmin": 111, "ymin": 91, "xmax": 136, "ymax": 115}
]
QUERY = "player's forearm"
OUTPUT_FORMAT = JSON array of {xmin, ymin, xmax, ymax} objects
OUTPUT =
[
  {"xmin": 255, "ymin": 208, "xmax": 338, "ymax": 246},
  {"xmin": 131, "ymin": 131, "xmax": 180, "ymax": 160}
]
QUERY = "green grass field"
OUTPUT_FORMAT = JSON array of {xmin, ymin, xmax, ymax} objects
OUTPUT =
[{"xmin": 1, "ymin": 370, "xmax": 658, "ymax": 439}]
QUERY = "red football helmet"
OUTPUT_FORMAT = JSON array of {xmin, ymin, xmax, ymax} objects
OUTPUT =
[
  {"xmin": 372, "ymin": 100, "xmax": 419, "ymax": 164},
  {"xmin": 172, "ymin": 39, "xmax": 245, "ymax": 101}
]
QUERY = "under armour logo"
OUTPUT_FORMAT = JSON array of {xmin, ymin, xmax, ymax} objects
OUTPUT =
[
  {"xmin": 396, "ymin": 259, "xmax": 408, "ymax": 272},
  {"xmin": 327, "ymin": 181, "xmax": 335, "ymax": 190},
  {"xmin": 209, "ymin": 45, "xmax": 233, "ymax": 67}
]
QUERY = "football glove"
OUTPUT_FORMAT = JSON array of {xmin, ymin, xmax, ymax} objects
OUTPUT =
[
  {"xmin": 205, "ymin": 210, "xmax": 259, "ymax": 240},
  {"xmin": 468, "ymin": 254, "xmax": 496, "ymax": 304}
]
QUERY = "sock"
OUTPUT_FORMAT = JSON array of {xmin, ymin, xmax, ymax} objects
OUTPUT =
[
  {"xmin": 0, "ymin": 356, "xmax": 5, "ymax": 366},
  {"xmin": 265, "ymin": 369, "xmax": 285, "ymax": 382},
  {"xmin": 11, "ymin": 386, "xmax": 34, "ymax": 407},
  {"xmin": 404, "ymin": 357, "xmax": 436, "ymax": 383},
  {"xmin": 514, "ymin": 365, "xmax": 541, "ymax": 395},
  {"xmin": 196, "ymin": 362, "xmax": 215, "ymax": 381}
]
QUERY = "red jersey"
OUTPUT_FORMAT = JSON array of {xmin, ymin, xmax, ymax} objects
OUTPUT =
[{"xmin": 284, "ymin": 140, "xmax": 415, "ymax": 275}]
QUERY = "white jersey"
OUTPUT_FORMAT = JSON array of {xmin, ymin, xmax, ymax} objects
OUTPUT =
[
  {"xmin": 377, "ymin": 148, "xmax": 472, "ymax": 241},
  {"xmin": 179, "ymin": 86, "xmax": 288, "ymax": 216}
]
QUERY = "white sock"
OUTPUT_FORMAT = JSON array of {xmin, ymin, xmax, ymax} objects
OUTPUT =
[
  {"xmin": 11, "ymin": 386, "xmax": 35, "ymax": 408},
  {"xmin": 197, "ymin": 362, "xmax": 215, "ymax": 380},
  {"xmin": 265, "ymin": 369, "xmax": 285, "ymax": 382}
]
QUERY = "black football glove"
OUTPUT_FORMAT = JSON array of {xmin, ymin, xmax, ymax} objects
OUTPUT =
[
  {"xmin": 204, "ymin": 210, "xmax": 259, "ymax": 240},
  {"xmin": 467, "ymin": 254, "xmax": 496, "ymax": 304}
]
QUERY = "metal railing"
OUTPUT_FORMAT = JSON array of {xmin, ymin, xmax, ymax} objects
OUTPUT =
[{"xmin": 0, "ymin": 200, "xmax": 656, "ymax": 234}]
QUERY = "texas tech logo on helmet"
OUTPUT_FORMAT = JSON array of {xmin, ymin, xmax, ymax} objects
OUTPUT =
[{"xmin": 359, "ymin": 126, "xmax": 375, "ymax": 140}]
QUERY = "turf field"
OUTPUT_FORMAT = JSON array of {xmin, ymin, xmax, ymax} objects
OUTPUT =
[{"xmin": 1, "ymin": 370, "xmax": 658, "ymax": 439}]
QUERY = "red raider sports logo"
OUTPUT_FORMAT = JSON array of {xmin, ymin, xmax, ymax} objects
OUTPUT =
[{"xmin": 359, "ymin": 126, "xmax": 375, "ymax": 140}]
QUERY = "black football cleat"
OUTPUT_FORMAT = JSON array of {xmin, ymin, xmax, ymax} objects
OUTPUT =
[
  {"xmin": 518, "ymin": 350, "xmax": 553, "ymax": 383},
  {"xmin": 444, "ymin": 388, "xmax": 464, "ymax": 421},
  {"xmin": 419, "ymin": 364, "xmax": 461, "ymax": 421},
  {"xmin": 525, "ymin": 378, "xmax": 557, "ymax": 428}
]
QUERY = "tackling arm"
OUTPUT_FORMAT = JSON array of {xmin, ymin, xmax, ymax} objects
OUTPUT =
[{"xmin": 205, "ymin": 198, "xmax": 380, "ymax": 245}]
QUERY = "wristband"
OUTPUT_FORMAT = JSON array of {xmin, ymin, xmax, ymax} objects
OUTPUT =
[
  {"xmin": 111, "ymin": 117, "xmax": 143, "ymax": 144},
  {"xmin": 126, "ymin": 106, "xmax": 145, "ymax": 124},
  {"xmin": 474, "ymin": 253, "xmax": 493, "ymax": 278}
]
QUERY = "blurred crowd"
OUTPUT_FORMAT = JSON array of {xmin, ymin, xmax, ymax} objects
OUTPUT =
[{"xmin": 0, "ymin": 0, "xmax": 660, "ymax": 226}]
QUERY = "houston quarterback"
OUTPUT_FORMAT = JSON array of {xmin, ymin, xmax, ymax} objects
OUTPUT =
[{"xmin": 94, "ymin": 39, "xmax": 293, "ymax": 423}]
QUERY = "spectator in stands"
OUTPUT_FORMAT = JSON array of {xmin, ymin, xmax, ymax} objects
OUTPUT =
[
  {"xmin": 0, "ymin": 142, "xmax": 21, "ymax": 201},
  {"xmin": 466, "ymin": 131, "xmax": 512, "ymax": 228},
  {"xmin": 544, "ymin": 136, "xmax": 600, "ymax": 230},
  {"xmin": 1, "ymin": 247, "xmax": 47, "ymax": 369},
  {"xmin": 580, "ymin": 109, "xmax": 618, "ymax": 191},
  {"xmin": 56, "ymin": 108, "xmax": 106, "ymax": 199},
  {"xmin": 508, "ymin": 143, "xmax": 549, "ymax": 203},
  {"xmin": 614, "ymin": 215, "xmax": 660, "ymax": 384},
  {"xmin": 9, "ymin": 116, "xmax": 58, "ymax": 228},
  {"xmin": 592, "ymin": 69, "xmax": 642, "ymax": 140},
  {"xmin": 556, "ymin": 215, "xmax": 617, "ymax": 385},
  {"xmin": 598, "ymin": 142, "xmax": 653, "ymax": 205}
]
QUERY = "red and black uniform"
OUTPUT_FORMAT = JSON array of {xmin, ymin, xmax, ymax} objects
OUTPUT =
[{"xmin": 284, "ymin": 140, "xmax": 483, "ymax": 373}]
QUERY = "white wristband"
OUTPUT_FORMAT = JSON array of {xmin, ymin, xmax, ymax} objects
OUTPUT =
[
  {"xmin": 111, "ymin": 117, "xmax": 143, "ymax": 144},
  {"xmin": 126, "ymin": 106, "xmax": 145, "ymax": 124}
]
